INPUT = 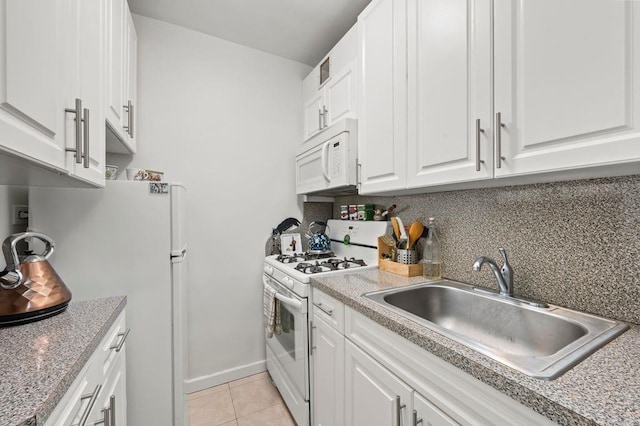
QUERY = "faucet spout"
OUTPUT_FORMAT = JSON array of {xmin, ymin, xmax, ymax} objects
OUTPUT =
[{"xmin": 472, "ymin": 248, "xmax": 514, "ymax": 296}]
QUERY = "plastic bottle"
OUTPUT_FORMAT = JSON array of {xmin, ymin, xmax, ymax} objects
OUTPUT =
[{"xmin": 422, "ymin": 217, "xmax": 442, "ymax": 279}]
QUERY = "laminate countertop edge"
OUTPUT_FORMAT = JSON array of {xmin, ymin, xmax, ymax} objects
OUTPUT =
[
  {"xmin": 0, "ymin": 296, "xmax": 127, "ymax": 426},
  {"xmin": 311, "ymin": 270, "xmax": 639, "ymax": 426}
]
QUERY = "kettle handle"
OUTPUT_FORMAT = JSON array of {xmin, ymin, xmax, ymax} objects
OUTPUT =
[{"xmin": 0, "ymin": 232, "xmax": 55, "ymax": 290}]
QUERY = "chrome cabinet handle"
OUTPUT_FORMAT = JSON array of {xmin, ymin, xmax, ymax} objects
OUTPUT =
[
  {"xmin": 395, "ymin": 396, "xmax": 406, "ymax": 426},
  {"xmin": 83, "ymin": 108, "xmax": 90, "ymax": 169},
  {"xmin": 77, "ymin": 384, "xmax": 102, "ymax": 426},
  {"xmin": 475, "ymin": 119, "xmax": 485, "ymax": 172},
  {"xmin": 412, "ymin": 409, "xmax": 423, "ymax": 425},
  {"xmin": 495, "ymin": 112, "xmax": 506, "ymax": 169},
  {"xmin": 314, "ymin": 302, "xmax": 333, "ymax": 317},
  {"xmin": 109, "ymin": 329, "xmax": 130, "ymax": 352},
  {"xmin": 109, "ymin": 395, "xmax": 116, "ymax": 426},
  {"xmin": 318, "ymin": 108, "xmax": 323, "ymax": 131},
  {"xmin": 123, "ymin": 100, "xmax": 133, "ymax": 137},
  {"xmin": 65, "ymin": 98, "xmax": 84, "ymax": 164},
  {"xmin": 322, "ymin": 105, "xmax": 328, "ymax": 128},
  {"xmin": 129, "ymin": 102, "xmax": 134, "ymax": 138},
  {"xmin": 310, "ymin": 320, "xmax": 316, "ymax": 354},
  {"xmin": 94, "ymin": 406, "xmax": 110, "ymax": 425}
]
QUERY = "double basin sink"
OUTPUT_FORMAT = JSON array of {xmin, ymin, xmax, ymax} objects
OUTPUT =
[{"xmin": 364, "ymin": 280, "xmax": 628, "ymax": 380}]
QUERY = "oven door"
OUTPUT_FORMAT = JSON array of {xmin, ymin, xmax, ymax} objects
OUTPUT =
[{"xmin": 263, "ymin": 275, "xmax": 309, "ymax": 401}]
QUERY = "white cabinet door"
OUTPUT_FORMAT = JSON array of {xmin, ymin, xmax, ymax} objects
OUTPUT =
[
  {"xmin": 123, "ymin": 6, "xmax": 137, "ymax": 152},
  {"xmin": 0, "ymin": 0, "xmax": 66, "ymax": 170},
  {"xmin": 357, "ymin": 0, "xmax": 408, "ymax": 194},
  {"xmin": 413, "ymin": 392, "xmax": 459, "ymax": 426},
  {"xmin": 406, "ymin": 0, "xmax": 493, "ymax": 189},
  {"xmin": 63, "ymin": 0, "xmax": 106, "ymax": 186},
  {"xmin": 90, "ymin": 352, "xmax": 127, "ymax": 426},
  {"xmin": 312, "ymin": 314, "xmax": 345, "ymax": 426},
  {"xmin": 494, "ymin": 0, "xmax": 640, "ymax": 178},
  {"xmin": 325, "ymin": 61, "xmax": 356, "ymax": 127},
  {"xmin": 345, "ymin": 340, "xmax": 413, "ymax": 426},
  {"xmin": 304, "ymin": 91, "xmax": 325, "ymax": 140},
  {"xmin": 105, "ymin": 0, "xmax": 125, "ymax": 139}
]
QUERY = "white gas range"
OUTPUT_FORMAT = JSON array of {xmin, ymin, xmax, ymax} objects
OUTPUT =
[{"xmin": 262, "ymin": 219, "xmax": 389, "ymax": 425}]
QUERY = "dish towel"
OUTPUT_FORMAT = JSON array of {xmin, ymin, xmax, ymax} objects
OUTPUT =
[{"xmin": 264, "ymin": 283, "xmax": 282, "ymax": 338}]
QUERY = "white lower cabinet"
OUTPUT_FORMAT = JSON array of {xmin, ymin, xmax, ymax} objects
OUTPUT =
[
  {"xmin": 345, "ymin": 340, "xmax": 414, "ymax": 426},
  {"xmin": 311, "ymin": 289, "xmax": 556, "ymax": 426},
  {"xmin": 45, "ymin": 310, "xmax": 128, "ymax": 426},
  {"xmin": 311, "ymin": 314, "xmax": 345, "ymax": 426}
]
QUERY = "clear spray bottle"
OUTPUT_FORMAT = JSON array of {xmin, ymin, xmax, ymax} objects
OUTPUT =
[{"xmin": 422, "ymin": 217, "xmax": 442, "ymax": 279}]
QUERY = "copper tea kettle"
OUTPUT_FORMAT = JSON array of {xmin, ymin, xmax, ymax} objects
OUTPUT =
[{"xmin": 0, "ymin": 232, "xmax": 72, "ymax": 327}]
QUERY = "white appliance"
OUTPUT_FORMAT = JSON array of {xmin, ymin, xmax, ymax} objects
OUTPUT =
[
  {"xmin": 295, "ymin": 118, "xmax": 358, "ymax": 195},
  {"xmin": 29, "ymin": 181, "xmax": 188, "ymax": 426},
  {"xmin": 263, "ymin": 219, "xmax": 389, "ymax": 425}
]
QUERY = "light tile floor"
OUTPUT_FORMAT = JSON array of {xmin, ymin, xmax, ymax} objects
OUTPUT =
[{"xmin": 187, "ymin": 372, "xmax": 296, "ymax": 426}]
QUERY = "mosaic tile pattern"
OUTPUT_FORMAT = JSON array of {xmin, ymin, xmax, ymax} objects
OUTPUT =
[
  {"xmin": 333, "ymin": 175, "xmax": 640, "ymax": 324},
  {"xmin": 311, "ymin": 271, "xmax": 640, "ymax": 426},
  {"xmin": 0, "ymin": 296, "xmax": 127, "ymax": 426}
]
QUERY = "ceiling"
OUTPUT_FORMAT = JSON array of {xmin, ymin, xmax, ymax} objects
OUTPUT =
[{"xmin": 128, "ymin": 0, "xmax": 372, "ymax": 66}]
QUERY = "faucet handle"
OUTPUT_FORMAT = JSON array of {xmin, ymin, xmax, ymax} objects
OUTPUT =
[{"xmin": 498, "ymin": 247, "xmax": 514, "ymax": 295}]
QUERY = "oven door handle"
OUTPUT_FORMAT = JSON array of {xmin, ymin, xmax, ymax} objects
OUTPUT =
[
  {"xmin": 263, "ymin": 276, "xmax": 307, "ymax": 314},
  {"xmin": 275, "ymin": 293, "xmax": 307, "ymax": 314}
]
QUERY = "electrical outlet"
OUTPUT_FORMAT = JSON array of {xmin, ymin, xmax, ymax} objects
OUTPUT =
[{"xmin": 12, "ymin": 205, "xmax": 29, "ymax": 226}]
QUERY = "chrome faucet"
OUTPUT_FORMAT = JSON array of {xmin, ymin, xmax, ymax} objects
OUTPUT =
[{"xmin": 472, "ymin": 247, "xmax": 513, "ymax": 296}]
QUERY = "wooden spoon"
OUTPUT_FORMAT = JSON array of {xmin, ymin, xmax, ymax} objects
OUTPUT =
[
  {"xmin": 390, "ymin": 217, "xmax": 402, "ymax": 246},
  {"xmin": 408, "ymin": 221, "xmax": 425, "ymax": 249}
]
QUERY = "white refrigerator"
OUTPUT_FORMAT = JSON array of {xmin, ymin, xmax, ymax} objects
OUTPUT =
[{"xmin": 29, "ymin": 181, "xmax": 188, "ymax": 426}]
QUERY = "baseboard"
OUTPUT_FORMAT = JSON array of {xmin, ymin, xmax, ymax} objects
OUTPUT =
[{"xmin": 183, "ymin": 359, "xmax": 267, "ymax": 394}]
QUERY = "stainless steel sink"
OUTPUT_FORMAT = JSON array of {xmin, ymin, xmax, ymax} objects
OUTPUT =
[{"xmin": 364, "ymin": 280, "xmax": 629, "ymax": 380}]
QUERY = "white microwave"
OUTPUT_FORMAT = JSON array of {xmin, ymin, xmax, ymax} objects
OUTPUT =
[{"xmin": 295, "ymin": 118, "xmax": 358, "ymax": 195}]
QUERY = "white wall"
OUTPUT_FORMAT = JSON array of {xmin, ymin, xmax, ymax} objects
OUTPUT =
[
  {"xmin": 0, "ymin": 186, "xmax": 28, "ymax": 268},
  {"xmin": 127, "ymin": 15, "xmax": 310, "ymax": 390}
]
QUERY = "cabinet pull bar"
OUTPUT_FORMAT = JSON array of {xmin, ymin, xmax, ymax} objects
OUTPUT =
[
  {"xmin": 109, "ymin": 328, "xmax": 130, "ymax": 352},
  {"xmin": 475, "ymin": 119, "xmax": 485, "ymax": 172},
  {"xmin": 318, "ymin": 108, "xmax": 323, "ymax": 131},
  {"xmin": 94, "ymin": 406, "xmax": 110, "ymax": 425},
  {"xmin": 395, "ymin": 396, "xmax": 406, "ymax": 426},
  {"xmin": 83, "ymin": 108, "xmax": 90, "ymax": 169},
  {"xmin": 495, "ymin": 112, "xmax": 506, "ymax": 169},
  {"xmin": 310, "ymin": 320, "xmax": 315, "ymax": 354},
  {"xmin": 314, "ymin": 302, "xmax": 333, "ymax": 317},
  {"xmin": 110, "ymin": 395, "xmax": 116, "ymax": 426},
  {"xmin": 77, "ymin": 384, "xmax": 102, "ymax": 426},
  {"xmin": 65, "ymin": 98, "xmax": 83, "ymax": 164},
  {"xmin": 322, "ymin": 105, "xmax": 328, "ymax": 128},
  {"xmin": 412, "ymin": 409, "xmax": 423, "ymax": 425},
  {"xmin": 129, "ymin": 102, "xmax": 134, "ymax": 138}
]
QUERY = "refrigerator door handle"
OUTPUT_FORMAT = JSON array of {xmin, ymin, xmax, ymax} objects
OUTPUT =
[{"xmin": 170, "ymin": 248, "xmax": 187, "ymax": 258}]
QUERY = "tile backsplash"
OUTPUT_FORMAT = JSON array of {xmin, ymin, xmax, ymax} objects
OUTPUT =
[{"xmin": 330, "ymin": 175, "xmax": 640, "ymax": 325}]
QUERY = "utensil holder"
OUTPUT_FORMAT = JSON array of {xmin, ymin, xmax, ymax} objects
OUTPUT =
[{"xmin": 396, "ymin": 249, "xmax": 417, "ymax": 265}]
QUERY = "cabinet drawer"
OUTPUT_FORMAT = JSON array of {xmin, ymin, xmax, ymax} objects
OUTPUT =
[
  {"xmin": 98, "ymin": 311, "xmax": 128, "ymax": 380},
  {"xmin": 312, "ymin": 289, "xmax": 344, "ymax": 333}
]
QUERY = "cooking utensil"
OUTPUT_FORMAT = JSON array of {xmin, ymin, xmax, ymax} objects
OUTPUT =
[
  {"xmin": 390, "ymin": 217, "xmax": 402, "ymax": 244},
  {"xmin": 0, "ymin": 232, "xmax": 72, "ymax": 327},
  {"xmin": 408, "ymin": 221, "xmax": 425, "ymax": 249},
  {"xmin": 380, "ymin": 234, "xmax": 396, "ymax": 247},
  {"xmin": 307, "ymin": 221, "xmax": 332, "ymax": 253},
  {"xmin": 395, "ymin": 217, "xmax": 409, "ymax": 249}
]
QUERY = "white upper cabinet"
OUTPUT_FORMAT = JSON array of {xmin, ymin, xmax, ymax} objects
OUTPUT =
[
  {"xmin": 406, "ymin": 0, "xmax": 493, "ymax": 189},
  {"xmin": 494, "ymin": 0, "xmax": 640, "ymax": 178},
  {"xmin": 105, "ymin": 0, "xmax": 137, "ymax": 154},
  {"xmin": 357, "ymin": 0, "xmax": 640, "ymax": 194},
  {"xmin": 302, "ymin": 26, "xmax": 358, "ymax": 141},
  {"xmin": 63, "ymin": 0, "xmax": 106, "ymax": 186},
  {"xmin": 0, "ymin": 0, "xmax": 105, "ymax": 186},
  {"xmin": 357, "ymin": 0, "xmax": 408, "ymax": 194},
  {"xmin": 0, "ymin": 0, "xmax": 67, "ymax": 170}
]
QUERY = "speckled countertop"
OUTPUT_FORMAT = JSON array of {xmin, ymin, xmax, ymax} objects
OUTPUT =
[
  {"xmin": 0, "ymin": 296, "xmax": 127, "ymax": 426},
  {"xmin": 311, "ymin": 270, "xmax": 640, "ymax": 426}
]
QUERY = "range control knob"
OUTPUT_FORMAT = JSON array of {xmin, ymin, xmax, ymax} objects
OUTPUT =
[
  {"xmin": 283, "ymin": 277, "xmax": 295, "ymax": 289},
  {"xmin": 263, "ymin": 265, "xmax": 274, "ymax": 275}
]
